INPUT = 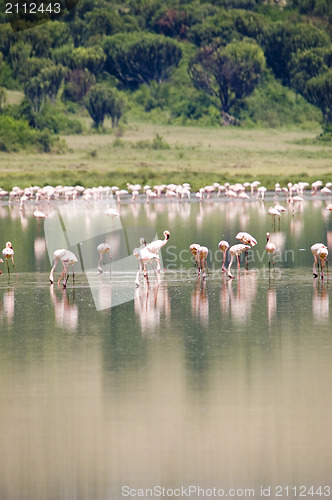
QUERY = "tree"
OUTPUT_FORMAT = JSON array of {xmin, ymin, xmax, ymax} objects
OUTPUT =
[
  {"xmin": 103, "ymin": 32, "xmax": 182, "ymax": 87},
  {"xmin": 305, "ymin": 70, "xmax": 332, "ymax": 123},
  {"xmin": 63, "ymin": 69, "xmax": 96, "ymax": 103},
  {"xmin": 0, "ymin": 87, "xmax": 6, "ymax": 112},
  {"xmin": 262, "ymin": 22, "xmax": 330, "ymax": 84},
  {"xmin": 289, "ymin": 47, "xmax": 332, "ymax": 94},
  {"xmin": 85, "ymin": 84, "xmax": 126, "ymax": 128},
  {"xmin": 23, "ymin": 64, "xmax": 65, "ymax": 111},
  {"xmin": 189, "ymin": 39, "xmax": 266, "ymax": 125}
]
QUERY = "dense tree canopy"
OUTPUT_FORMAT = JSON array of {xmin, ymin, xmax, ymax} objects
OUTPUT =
[
  {"xmin": 103, "ymin": 32, "xmax": 183, "ymax": 87},
  {"xmin": 189, "ymin": 39, "xmax": 266, "ymax": 124},
  {"xmin": 0, "ymin": 0, "xmax": 331, "ymax": 132}
]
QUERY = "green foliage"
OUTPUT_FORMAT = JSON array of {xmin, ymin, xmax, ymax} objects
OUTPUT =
[
  {"xmin": 189, "ymin": 39, "xmax": 266, "ymax": 123},
  {"xmin": 305, "ymin": 69, "xmax": 332, "ymax": 123},
  {"xmin": 63, "ymin": 69, "xmax": 96, "ymax": 103},
  {"xmin": 52, "ymin": 46, "xmax": 105, "ymax": 74},
  {"xmin": 188, "ymin": 9, "xmax": 268, "ymax": 46},
  {"xmin": 262, "ymin": 22, "xmax": 330, "ymax": 84},
  {"xmin": 132, "ymin": 134, "xmax": 171, "ymax": 149},
  {"xmin": 0, "ymin": 87, "xmax": 6, "ymax": 112},
  {"xmin": 289, "ymin": 46, "xmax": 332, "ymax": 94},
  {"xmin": 151, "ymin": 3, "xmax": 219, "ymax": 39},
  {"xmin": 23, "ymin": 64, "xmax": 65, "ymax": 112},
  {"xmin": 85, "ymin": 84, "xmax": 127, "ymax": 128},
  {"xmin": 0, "ymin": 115, "xmax": 56, "ymax": 152},
  {"xmin": 4, "ymin": 99, "xmax": 83, "ymax": 134},
  {"xmin": 103, "ymin": 32, "xmax": 182, "ymax": 87},
  {"xmin": 235, "ymin": 70, "xmax": 322, "ymax": 127}
]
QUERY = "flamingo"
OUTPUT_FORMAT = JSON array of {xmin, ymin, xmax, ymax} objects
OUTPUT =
[
  {"xmin": 145, "ymin": 230, "xmax": 170, "ymax": 272},
  {"xmin": 133, "ymin": 244, "xmax": 159, "ymax": 287},
  {"xmin": 227, "ymin": 244, "xmax": 250, "ymax": 279},
  {"xmin": 218, "ymin": 240, "xmax": 229, "ymax": 273},
  {"xmin": 97, "ymin": 243, "xmax": 112, "ymax": 273},
  {"xmin": 268, "ymin": 207, "xmax": 281, "ymax": 228},
  {"xmin": 49, "ymin": 249, "xmax": 78, "ymax": 287},
  {"xmin": 2, "ymin": 242, "xmax": 15, "ymax": 274},
  {"xmin": 105, "ymin": 208, "xmax": 119, "ymax": 217},
  {"xmin": 197, "ymin": 245, "xmax": 209, "ymax": 279},
  {"xmin": 236, "ymin": 232, "xmax": 257, "ymax": 269},
  {"xmin": 311, "ymin": 243, "xmax": 327, "ymax": 278},
  {"xmin": 317, "ymin": 246, "xmax": 328, "ymax": 279},
  {"xmin": 190, "ymin": 244, "xmax": 201, "ymax": 273},
  {"xmin": 33, "ymin": 210, "xmax": 47, "ymax": 219},
  {"xmin": 265, "ymin": 232, "xmax": 276, "ymax": 268}
]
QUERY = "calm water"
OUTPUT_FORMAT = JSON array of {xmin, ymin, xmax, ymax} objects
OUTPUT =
[{"xmin": 0, "ymin": 196, "xmax": 332, "ymax": 500}]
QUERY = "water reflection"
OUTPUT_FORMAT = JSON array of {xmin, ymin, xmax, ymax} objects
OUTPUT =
[
  {"xmin": 0, "ymin": 286, "xmax": 15, "ymax": 325},
  {"xmin": 191, "ymin": 279, "xmax": 209, "ymax": 327},
  {"xmin": 1, "ymin": 197, "xmax": 332, "ymax": 498},
  {"xmin": 312, "ymin": 279, "xmax": 329, "ymax": 322},
  {"xmin": 134, "ymin": 280, "xmax": 170, "ymax": 336},
  {"xmin": 50, "ymin": 285, "xmax": 78, "ymax": 331}
]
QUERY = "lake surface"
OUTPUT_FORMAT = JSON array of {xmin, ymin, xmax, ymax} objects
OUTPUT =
[{"xmin": 1, "ymin": 195, "xmax": 332, "ymax": 500}]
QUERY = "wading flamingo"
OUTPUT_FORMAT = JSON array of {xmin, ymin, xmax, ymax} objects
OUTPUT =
[
  {"xmin": 218, "ymin": 240, "xmax": 229, "ymax": 273},
  {"xmin": 317, "ymin": 246, "xmax": 328, "ymax": 279},
  {"xmin": 227, "ymin": 244, "xmax": 250, "ymax": 279},
  {"xmin": 145, "ymin": 230, "xmax": 170, "ymax": 272},
  {"xmin": 311, "ymin": 243, "xmax": 327, "ymax": 278},
  {"xmin": 133, "ymin": 245, "xmax": 159, "ymax": 287},
  {"xmin": 265, "ymin": 232, "xmax": 276, "ymax": 268},
  {"xmin": 49, "ymin": 249, "xmax": 78, "ymax": 287},
  {"xmin": 197, "ymin": 245, "xmax": 209, "ymax": 279},
  {"xmin": 236, "ymin": 232, "xmax": 257, "ymax": 269},
  {"xmin": 97, "ymin": 243, "xmax": 112, "ymax": 273},
  {"xmin": 2, "ymin": 242, "xmax": 15, "ymax": 274},
  {"xmin": 190, "ymin": 244, "xmax": 201, "ymax": 274}
]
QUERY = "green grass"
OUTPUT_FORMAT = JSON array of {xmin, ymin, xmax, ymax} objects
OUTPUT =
[{"xmin": 1, "ymin": 121, "xmax": 332, "ymax": 191}]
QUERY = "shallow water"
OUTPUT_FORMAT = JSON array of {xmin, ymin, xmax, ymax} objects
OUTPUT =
[{"xmin": 0, "ymin": 196, "xmax": 332, "ymax": 499}]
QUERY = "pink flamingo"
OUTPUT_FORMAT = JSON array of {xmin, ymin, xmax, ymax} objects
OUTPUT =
[
  {"xmin": 265, "ymin": 232, "xmax": 276, "ymax": 268},
  {"xmin": 97, "ymin": 243, "xmax": 112, "ymax": 273},
  {"xmin": 218, "ymin": 240, "xmax": 229, "ymax": 273},
  {"xmin": 311, "ymin": 243, "xmax": 327, "ymax": 278},
  {"xmin": 190, "ymin": 244, "xmax": 201, "ymax": 273},
  {"xmin": 133, "ymin": 244, "xmax": 159, "ymax": 287},
  {"xmin": 145, "ymin": 230, "xmax": 170, "ymax": 272},
  {"xmin": 49, "ymin": 249, "xmax": 78, "ymax": 287},
  {"xmin": 2, "ymin": 242, "xmax": 15, "ymax": 274},
  {"xmin": 197, "ymin": 245, "xmax": 209, "ymax": 279},
  {"xmin": 227, "ymin": 244, "xmax": 251, "ymax": 279},
  {"xmin": 236, "ymin": 232, "xmax": 257, "ymax": 269},
  {"xmin": 317, "ymin": 246, "xmax": 328, "ymax": 279}
]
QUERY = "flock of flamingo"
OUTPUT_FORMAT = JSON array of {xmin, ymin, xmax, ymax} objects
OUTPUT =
[{"xmin": 0, "ymin": 178, "xmax": 331, "ymax": 284}]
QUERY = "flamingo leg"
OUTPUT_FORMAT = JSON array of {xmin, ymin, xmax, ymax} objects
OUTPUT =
[
  {"xmin": 321, "ymin": 258, "xmax": 326, "ymax": 279},
  {"xmin": 49, "ymin": 257, "xmax": 58, "ymax": 284},
  {"xmin": 135, "ymin": 264, "xmax": 141, "ymax": 287},
  {"xmin": 222, "ymin": 253, "xmax": 226, "ymax": 273},
  {"xmin": 236, "ymin": 254, "xmax": 241, "ymax": 272},
  {"xmin": 6, "ymin": 258, "xmax": 10, "ymax": 274},
  {"xmin": 313, "ymin": 255, "xmax": 318, "ymax": 278},
  {"xmin": 227, "ymin": 254, "xmax": 235, "ymax": 279},
  {"xmin": 98, "ymin": 254, "xmax": 103, "ymax": 273}
]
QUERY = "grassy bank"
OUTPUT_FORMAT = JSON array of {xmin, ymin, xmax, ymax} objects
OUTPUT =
[{"xmin": 1, "ymin": 122, "xmax": 332, "ymax": 191}]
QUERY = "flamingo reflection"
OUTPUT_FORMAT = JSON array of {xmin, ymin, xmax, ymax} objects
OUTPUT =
[
  {"xmin": 191, "ymin": 279, "xmax": 209, "ymax": 327},
  {"xmin": 312, "ymin": 280, "xmax": 329, "ymax": 322},
  {"xmin": 134, "ymin": 280, "xmax": 170, "ymax": 336},
  {"xmin": 50, "ymin": 285, "xmax": 78, "ymax": 331}
]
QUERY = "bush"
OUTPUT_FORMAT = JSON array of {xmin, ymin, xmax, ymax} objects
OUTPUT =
[{"xmin": 0, "ymin": 115, "xmax": 56, "ymax": 152}]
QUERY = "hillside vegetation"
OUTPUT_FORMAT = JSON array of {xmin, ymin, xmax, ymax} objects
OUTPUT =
[{"xmin": 0, "ymin": 0, "xmax": 331, "ymax": 166}]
